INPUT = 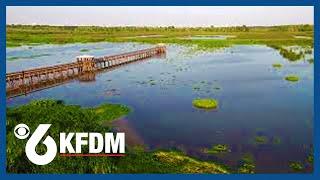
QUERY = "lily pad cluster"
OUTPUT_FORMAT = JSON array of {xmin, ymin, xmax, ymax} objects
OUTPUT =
[
  {"xmin": 285, "ymin": 75, "xmax": 300, "ymax": 82},
  {"xmin": 192, "ymin": 98, "xmax": 219, "ymax": 109},
  {"xmin": 238, "ymin": 153, "xmax": 255, "ymax": 173},
  {"xmin": 205, "ymin": 144, "xmax": 230, "ymax": 154}
]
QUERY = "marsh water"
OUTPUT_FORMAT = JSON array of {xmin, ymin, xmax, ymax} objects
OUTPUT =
[{"xmin": 6, "ymin": 42, "xmax": 313, "ymax": 173}]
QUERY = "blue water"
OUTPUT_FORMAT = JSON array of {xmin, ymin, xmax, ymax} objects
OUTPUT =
[{"xmin": 6, "ymin": 42, "xmax": 313, "ymax": 173}]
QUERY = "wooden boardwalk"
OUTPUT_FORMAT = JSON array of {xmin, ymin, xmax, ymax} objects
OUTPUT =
[{"xmin": 6, "ymin": 45, "xmax": 166, "ymax": 98}]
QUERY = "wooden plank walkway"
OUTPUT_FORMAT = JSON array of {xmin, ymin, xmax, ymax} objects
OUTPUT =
[{"xmin": 6, "ymin": 45, "xmax": 166, "ymax": 98}]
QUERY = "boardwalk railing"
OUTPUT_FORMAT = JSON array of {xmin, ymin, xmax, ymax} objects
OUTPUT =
[{"xmin": 6, "ymin": 45, "xmax": 166, "ymax": 98}]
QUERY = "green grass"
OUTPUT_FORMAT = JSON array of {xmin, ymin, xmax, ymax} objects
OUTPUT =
[
  {"xmin": 6, "ymin": 25, "xmax": 313, "ymax": 51},
  {"xmin": 192, "ymin": 98, "xmax": 218, "ymax": 109},
  {"xmin": 285, "ymin": 75, "xmax": 300, "ymax": 82},
  {"xmin": 6, "ymin": 99, "xmax": 130, "ymax": 173}
]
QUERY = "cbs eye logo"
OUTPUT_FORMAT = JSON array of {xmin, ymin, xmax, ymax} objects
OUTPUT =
[
  {"xmin": 14, "ymin": 124, "xmax": 30, "ymax": 139},
  {"xmin": 14, "ymin": 123, "xmax": 57, "ymax": 165}
]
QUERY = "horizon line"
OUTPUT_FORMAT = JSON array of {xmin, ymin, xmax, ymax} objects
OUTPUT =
[{"xmin": 6, "ymin": 23, "xmax": 314, "ymax": 28}]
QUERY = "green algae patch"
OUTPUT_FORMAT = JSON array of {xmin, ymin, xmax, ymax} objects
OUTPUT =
[
  {"xmin": 285, "ymin": 75, "xmax": 300, "ymax": 82},
  {"xmin": 192, "ymin": 98, "xmax": 218, "ymax": 109},
  {"xmin": 205, "ymin": 144, "xmax": 230, "ymax": 154},
  {"xmin": 272, "ymin": 63, "xmax": 282, "ymax": 68},
  {"xmin": 289, "ymin": 161, "xmax": 304, "ymax": 172},
  {"xmin": 80, "ymin": 48, "xmax": 90, "ymax": 52},
  {"xmin": 254, "ymin": 136, "xmax": 268, "ymax": 144}
]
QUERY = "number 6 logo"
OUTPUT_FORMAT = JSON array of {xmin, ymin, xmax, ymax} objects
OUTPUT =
[{"xmin": 15, "ymin": 124, "xmax": 57, "ymax": 165}]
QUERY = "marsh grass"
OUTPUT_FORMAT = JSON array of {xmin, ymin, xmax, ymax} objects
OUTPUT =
[{"xmin": 7, "ymin": 25, "xmax": 313, "ymax": 51}]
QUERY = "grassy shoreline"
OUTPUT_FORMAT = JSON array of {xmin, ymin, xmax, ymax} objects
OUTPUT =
[{"xmin": 7, "ymin": 25, "xmax": 313, "ymax": 49}]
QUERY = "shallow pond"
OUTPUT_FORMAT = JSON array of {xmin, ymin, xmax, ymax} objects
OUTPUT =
[{"xmin": 6, "ymin": 42, "xmax": 313, "ymax": 173}]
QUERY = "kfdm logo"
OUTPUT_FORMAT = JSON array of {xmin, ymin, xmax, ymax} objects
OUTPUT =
[{"xmin": 14, "ymin": 124, "xmax": 125, "ymax": 165}]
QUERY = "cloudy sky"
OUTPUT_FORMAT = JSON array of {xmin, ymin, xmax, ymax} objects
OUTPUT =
[{"xmin": 6, "ymin": 6, "xmax": 314, "ymax": 27}]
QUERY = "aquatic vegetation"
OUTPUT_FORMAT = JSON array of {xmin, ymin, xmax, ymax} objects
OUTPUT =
[
  {"xmin": 306, "ymin": 147, "xmax": 314, "ymax": 164},
  {"xmin": 268, "ymin": 45, "xmax": 307, "ymax": 61},
  {"xmin": 148, "ymin": 79, "xmax": 157, "ymax": 85},
  {"xmin": 272, "ymin": 63, "xmax": 282, "ymax": 68},
  {"xmin": 205, "ymin": 144, "xmax": 230, "ymax": 154},
  {"xmin": 116, "ymin": 150, "xmax": 229, "ymax": 174},
  {"xmin": 272, "ymin": 137, "xmax": 281, "ymax": 145},
  {"xmin": 254, "ymin": 136, "xmax": 268, "ymax": 144},
  {"xmin": 6, "ymin": 99, "xmax": 131, "ymax": 173},
  {"xmin": 307, "ymin": 58, "xmax": 314, "ymax": 64},
  {"xmin": 80, "ymin": 48, "xmax": 90, "ymax": 52},
  {"xmin": 238, "ymin": 163, "xmax": 255, "ymax": 174},
  {"xmin": 289, "ymin": 161, "xmax": 304, "ymax": 172},
  {"xmin": 285, "ymin": 75, "xmax": 300, "ymax": 82},
  {"xmin": 307, "ymin": 155, "xmax": 313, "ymax": 163},
  {"xmin": 7, "ymin": 100, "xmax": 230, "ymax": 173},
  {"xmin": 7, "ymin": 54, "xmax": 51, "ymax": 61},
  {"xmin": 237, "ymin": 153, "xmax": 255, "ymax": 173},
  {"xmin": 192, "ymin": 86, "xmax": 201, "ymax": 91},
  {"xmin": 192, "ymin": 98, "xmax": 218, "ymax": 109}
]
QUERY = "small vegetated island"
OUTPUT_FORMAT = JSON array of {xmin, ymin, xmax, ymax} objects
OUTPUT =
[
  {"xmin": 285, "ymin": 75, "xmax": 300, "ymax": 82},
  {"xmin": 192, "ymin": 98, "xmax": 219, "ymax": 109}
]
